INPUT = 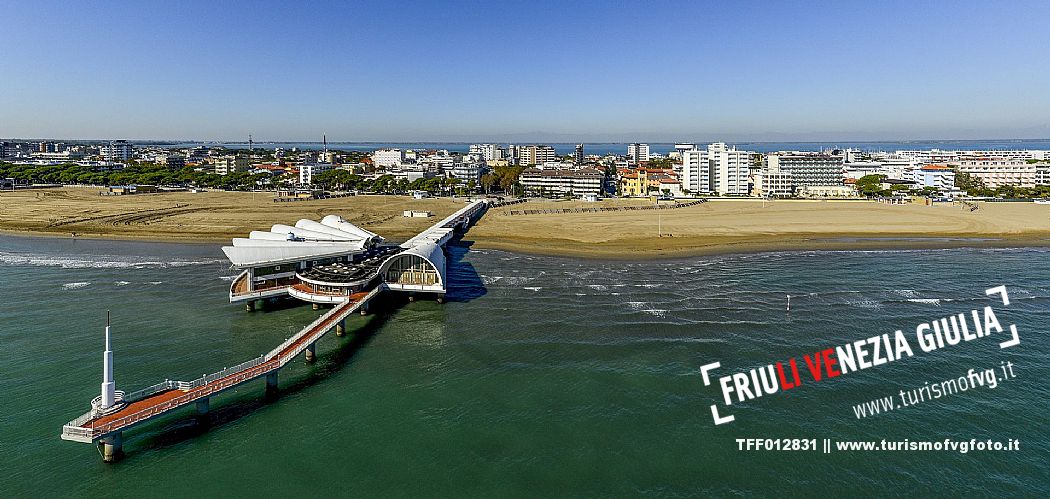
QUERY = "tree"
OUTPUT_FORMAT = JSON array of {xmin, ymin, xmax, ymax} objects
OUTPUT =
[
  {"xmin": 856, "ymin": 174, "xmax": 886, "ymax": 196},
  {"xmin": 480, "ymin": 173, "xmax": 496, "ymax": 194},
  {"xmin": 955, "ymin": 172, "xmax": 985, "ymax": 195},
  {"xmin": 499, "ymin": 174, "xmax": 516, "ymax": 193}
]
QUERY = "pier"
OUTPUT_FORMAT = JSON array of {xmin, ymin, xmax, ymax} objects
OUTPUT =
[{"xmin": 61, "ymin": 199, "xmax": 491, "ymax": 461}]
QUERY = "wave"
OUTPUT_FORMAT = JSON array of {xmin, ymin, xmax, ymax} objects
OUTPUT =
[
  {"xmin": 62, "ymin": 282, "xmax": 90, "ymax": 290},
  {"xmin": 523, "ymin": 286, "xmax": 542, "ymax": 292},
  {"xmin": 0, "ymin": 252, "xmax": 225, "ymax": 269},
  {"xmin": 907, "ymin": 298, "xmax": 941, "ymax": 305},
  {"xmin": 114, "ymin": 281, "xmax": 130, "ymax": 286}
]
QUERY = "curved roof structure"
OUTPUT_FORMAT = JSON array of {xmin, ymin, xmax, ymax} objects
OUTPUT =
[
  {"xmin": 321, "ymin": 215, "xmax": 382, "ymax": 242},
  {"xmin": 222, "ymin": 215, "xmax": 378, "ymax": 267}
]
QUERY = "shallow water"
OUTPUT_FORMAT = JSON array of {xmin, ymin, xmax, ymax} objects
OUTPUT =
[{"xmin": 0, "ymin": 235, "xmax": 1046, "ymax": 495}]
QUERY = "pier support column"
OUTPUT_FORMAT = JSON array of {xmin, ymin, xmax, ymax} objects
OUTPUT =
[
  {"xmin": 360, "ymin": 302, "xmax": 368, "ymax": 316},
  {"xmin": 312, "ymin": 303, "xmax": 320, "ymax": 311},
  {"xmin": 436, "ymin": 295, "xmax": 444, "ymax": 304},
  {"xmin": 335, "ymin": 319, "xmax": 346, "ymax": 337},
  {"xmin": 246, "ymin": 301, "xmax": 255, "ymax": 312},
  {"xmin": 196, "ymin": 397, "xmax": 210, "ymax": 416},
  {"xmin": 305, "ymin": 342, "xmax": 317, "ymax": 363},
  {"xmin": 100, "ymin": 432, "xmax": 123, "ymax": 463},
  {"xmin": 265, "ymin": 371, "xmax": 279, "ymax": 398},
  {"xmin": 408, "ymin": 293, "xmax": 415, "ymax": 302}
]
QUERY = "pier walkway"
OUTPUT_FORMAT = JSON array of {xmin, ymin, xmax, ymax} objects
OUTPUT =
[{"xmin": 61, "ymin": 286, "xmax": 381, "ymax": 445}]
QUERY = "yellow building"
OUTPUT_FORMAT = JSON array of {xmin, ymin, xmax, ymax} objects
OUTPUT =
[{"xmin": 618, "ymin": 168, "xmax": 679, "ymax": 196}]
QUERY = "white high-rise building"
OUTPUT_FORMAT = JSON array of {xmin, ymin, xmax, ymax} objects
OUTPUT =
[
  {"xmin": 627, "ymin": 143, "xmax": 650, "ymax": 163},
  {"xmin": 469, "ymin": 143, "xmax": 503, "ymax": 162},
  {"xmin": 101, "ymin": 140, "xmax": 134, "ymax": 161},
  {"xmin": 300, "ymin": 163, "xmax": 334, "ymax": 185},
  {"xmin": 373, "ymin": 148, "xmax": 405, "ymax": 168},
  {"xmin": 681, "ymin": 143, "xmax": 753, "ymax": 195}
]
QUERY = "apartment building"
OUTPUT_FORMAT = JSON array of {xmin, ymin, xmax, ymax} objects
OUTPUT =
[
  {"xmin": 100, "ymin": 140, "xmax": 134, "ymax": 161},
  {"xmin": 518, "ymin": 145, "xmax": 557, "ymax": 167},
  {"xmin": 373, "ymin": 148, "xmax": 405, "ymax": 168},
  {"xmin": 954, "ymin": 158, "xmax": 1036, "ymax": 188},
  {"xmin": 213, "ymin": 155, "xmax": 250, "ymax": 175},
  {"xmin": 627, "ymin": 143, "xmax": 650, "ymax": 164},
  {"xmin": 299, "ymin": 162, "xmax": 334, "ymax": 185},
  {"xmin": 681, "ymin": 143, "xmax": 753, "ymax": 195},
  {"xmin": 913, "ymin": 165, "xmax": 956, "ymax": 192},
  {"xmin": 469, "ymin": 143, "xmax": 503, "ymax": 162},
  {"xmin": 520, "ymin": 168, "xmax": 604, "ymax": 197}
]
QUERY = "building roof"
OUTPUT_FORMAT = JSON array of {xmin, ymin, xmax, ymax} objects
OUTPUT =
[
  {"xmin": 521, "ymin": 168, "xmax": 604, "ymax": 177},
  {"xmin": 222, "ymin": 215, "xmax": 383, "ymax": 267}
]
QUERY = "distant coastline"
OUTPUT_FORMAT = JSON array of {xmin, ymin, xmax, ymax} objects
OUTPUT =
[{"xmin": 7, "ymin": 138, "xmax": 1050, "ymax": 156}]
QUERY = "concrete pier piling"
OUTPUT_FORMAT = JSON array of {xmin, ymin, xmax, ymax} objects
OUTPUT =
[
  {"xmin": 265, "ymin": 371, "xmax": 279, "ymax": 398},
  {"xmin": 335, "ymin": 319, "xmax": 345, "ymax": 337},
  {"xmin": 305, "ymin": 342, "xmax": 317, "ymax": 363},
  {"xmin": 246, "ymin": 301, "xmax": 255, "ymax": 312},
  {"xmin": 312, "ymin": 303, "xmax": 320, "ymax": 311},
  {"xmin": 196, "ymin": 397, "xmax": 210, "ymax": 417},
  {"xmin": 100, "ymin": 432, "xmax": 122, "ymax": 463}
]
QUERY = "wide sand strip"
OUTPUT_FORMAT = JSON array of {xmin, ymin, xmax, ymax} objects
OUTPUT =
[{"xmin": 2, "ymin": 187, "xmax": 1049, "ymax": 257}]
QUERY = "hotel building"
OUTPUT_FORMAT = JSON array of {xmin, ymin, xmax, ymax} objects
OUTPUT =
[{"xmin": 765, "ymin": 153, "xmax": 844, "ymax": 188}]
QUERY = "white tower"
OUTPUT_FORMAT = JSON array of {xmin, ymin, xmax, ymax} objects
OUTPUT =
[{"xmin": 100, "ymin": 311, "xmax": 115, "ymax": 409}]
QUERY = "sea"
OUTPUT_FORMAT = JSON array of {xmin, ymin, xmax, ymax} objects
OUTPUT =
[
  {"xmin": 0, "ymin": 235, "xmax": 1046, "ymax": 496},
  {"xmin": 156, "ymin": 139, "xmax": 1050, "ymax": 156}
]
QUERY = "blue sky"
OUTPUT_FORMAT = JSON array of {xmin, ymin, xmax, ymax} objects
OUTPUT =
[{"xmin": 1, "ymin": 0, "xmax": 1048, "ymax": 142}]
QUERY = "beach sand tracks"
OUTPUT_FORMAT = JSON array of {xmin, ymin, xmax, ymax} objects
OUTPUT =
[{"xmin": 47, "ymin": 204, "xmax": 217, "ymax": 227}]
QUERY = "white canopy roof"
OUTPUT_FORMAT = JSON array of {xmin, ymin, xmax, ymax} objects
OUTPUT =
[{"xmin": 222, "ymin": 215, "xmax": 378, "ymax": 267}]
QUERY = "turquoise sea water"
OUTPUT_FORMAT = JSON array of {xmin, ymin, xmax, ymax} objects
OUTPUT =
[{"xmin": 0, "ymin": 235, "xmax": 1046, "ymax": 496}]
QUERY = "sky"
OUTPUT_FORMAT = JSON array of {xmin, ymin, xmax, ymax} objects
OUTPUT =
[{"xmin": 1, "ymin": 0, "xmax": 1049, "ymax": 142}]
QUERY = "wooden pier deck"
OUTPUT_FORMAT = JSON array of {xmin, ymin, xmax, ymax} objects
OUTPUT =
[{"xmin": 61, "ymin": 288, "xmax": 379, "ymax": 444}]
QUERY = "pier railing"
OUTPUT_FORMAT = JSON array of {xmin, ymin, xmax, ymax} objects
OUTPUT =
[
  {"xmin": 265, "ymin": 306, "xmax": 344, "ymax": 361},
  {"xmin": 83, "ymin": 358, "xmax": 282, "ymax": 437},
  {"xmin": 70, "ymin": 285, "xmax": 389, "ymax": 439}
]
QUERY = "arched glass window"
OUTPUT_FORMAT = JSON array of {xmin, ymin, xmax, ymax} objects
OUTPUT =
[{"xmin": 384, "ymin": 254, "xmax": 440, "ymax": 286}]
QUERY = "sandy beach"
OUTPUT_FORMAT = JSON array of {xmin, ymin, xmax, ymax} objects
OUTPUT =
[
  {"xmin": 2, "ymin": 187, "xmax": 1049, "ymax": 257},
  {"xmin": 0, "ymin": 186, "xmax": 465, "ymax": 243},
  {"xmin": 468, "ymin": 197, "xmax": 1050, "ymax": 258}
]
